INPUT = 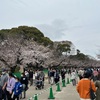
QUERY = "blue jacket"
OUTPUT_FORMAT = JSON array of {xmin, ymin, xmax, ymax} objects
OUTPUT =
[{"xmin": 13, "ymin": 82, "xmax": 23, "ymax": 95}]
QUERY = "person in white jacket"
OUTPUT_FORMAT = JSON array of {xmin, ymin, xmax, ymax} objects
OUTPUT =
[{"xmin": 71, "ymin": 70, "xmax": 76, "ymax": 86}]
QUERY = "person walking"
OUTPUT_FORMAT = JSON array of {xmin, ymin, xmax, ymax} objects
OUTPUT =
[
  {"xmin": 0, "ymin": 69, "xmax": 8, "ymax": 100},
  {"xmin": 6, "ymin": 73, "xmax": 16, "ymax": 100},
  {"xmin": 71, "ymin": 70, "xmax": 76, "ymax": 86},
  {"xmin": 20, "ymin": 72, "xmax": 28, "ymax": 99},
  {"xmin": 61, "ymin": 68, "xmax": 66, "ymax": 84},
  {"xmin": 76, "ymin": 69, "xmax": 96, "ymax": 100},
  {"xmin": 95, "ymin": 80, "xmax": 100, "ymax": 100},
  {"xmin": 50, "ymin": 69, "xmax": 55, "ymax": 85},
  {"xmin": 12, "ymin": 77, "xmax": 23, "ymax": 100},
  {"xmin": 29, "ymin": 69, "xmax": 33, "ymax": 86},
  {"xmin": 54, "ymin": 70, "xmax": 60, "ymax": 84}
]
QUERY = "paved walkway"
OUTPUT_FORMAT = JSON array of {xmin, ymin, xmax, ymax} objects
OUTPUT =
[
  {"xmin": 25, "ymin": 82, "xmax": 80, "ymax": 100},
  {"xmin": 55, "ymin": 84, "xmax": 80, "ymax": 100}
]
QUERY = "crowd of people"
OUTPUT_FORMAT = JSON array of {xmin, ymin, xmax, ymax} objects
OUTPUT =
[
  {"xmin": 0, "ymin": 68, "xmax": 45, "ymax": 100},
  {"xmin": 48, "ymin": 68, "xmax": 66, "ymax": 84},
  {"xmin": 0, "ymin": 69, "xmax": 28, "ymax": 100},
  {"xmin": 47, "ymin": 67, "xmax": 100, "ymax": 100},
  {"xmin": 0, "ymin": 67, "xmax": 100, "ymax": 100}
]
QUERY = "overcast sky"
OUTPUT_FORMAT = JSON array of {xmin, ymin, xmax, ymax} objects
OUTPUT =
[{"xmin": 1, "ymin": 0, "xmax": 100, "ymax": 58}]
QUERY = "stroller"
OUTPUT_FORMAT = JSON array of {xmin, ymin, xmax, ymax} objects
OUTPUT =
[{"xmin": 35, "ymin": 76, "xmax": 44, "ymax": 90}]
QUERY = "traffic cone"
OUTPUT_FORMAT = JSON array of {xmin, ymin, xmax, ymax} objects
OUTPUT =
[
  {"xmin": 62, "ymin": 79, "xmax": 66, "ymax": 87},
  {"xmin": 66, "ymin": 78, "xmax": 70, "ymax": 84},
  {"xmin": 48, "ymin": 87, "xmax": 55, "ymax": 99},
  {"xmin": 34, "ymin": 94, "xmax": 38, "ymax": 100},
  {"xmin": 56, "ymin": 82, "xmax": 61, "ymax": 92}
]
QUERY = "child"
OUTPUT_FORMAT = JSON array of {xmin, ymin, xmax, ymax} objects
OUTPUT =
[{"xmin": 12, "ymin": 77, "xmax": 23, "ymax": 100}]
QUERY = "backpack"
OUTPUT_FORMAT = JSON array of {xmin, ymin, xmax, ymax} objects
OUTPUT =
[{"xmin": 13, "ymin": 82, "xmax": 23, "ymax": 95}]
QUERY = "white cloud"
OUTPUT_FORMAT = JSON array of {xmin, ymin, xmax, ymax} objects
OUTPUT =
[{"xmin": 37, "ymin": 19, "xmax": 67, "ymax": 40}]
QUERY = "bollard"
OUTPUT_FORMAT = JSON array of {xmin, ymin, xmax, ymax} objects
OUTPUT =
[
  {"xmin": 34, "ymin": 94, "xmax": 38, "ymax": 100},
  {"xmin": 66, "ymin": 78, "xmax": 70, "ymax": 84},
  {"xmin": 56, "ymin": 82, "xmax": 61, "ymax": 92},
  {"xmin": 48, "ymin": 86, "xmax": 55, "ymax": 99},
  {"xmin": 70, "ymin": 79, "xmax": 72, "ymax": 82},
  {"xmin": 62, "ymin": 79, "xmax": 66, "ymax": 87}
]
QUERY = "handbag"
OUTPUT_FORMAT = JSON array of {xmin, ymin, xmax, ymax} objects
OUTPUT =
[{"xmin": 90, "ymin": 81, "xmax": 96, "ymax": 100}]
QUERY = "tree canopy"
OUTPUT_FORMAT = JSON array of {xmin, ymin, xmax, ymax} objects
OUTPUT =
[
  {"xmin": 56, "ymin": 43, "xmax": 71, "ymax": 55},
  {"xmin": 0, "ymin": 26, "xmax": 53, "ymax": 47}
]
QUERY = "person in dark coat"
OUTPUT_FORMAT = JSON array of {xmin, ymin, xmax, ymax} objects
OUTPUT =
[
  {"xmin": 95, "ymin": 81, "xmax": 100, "ymax": 100},
  {"xmin": 29, "ymin": 70, "xmax": 33, "ymax": 86},
  {"xmin": 61, "ymin": 68, "xmax": 66, "ymax": 80},
  {"xmin": 20, "ymin": 73, "xmax": 28, "ymax": 99},
  {"xmin": 54, "ymin": 70, "xmax": 60, "ymax": 84}
]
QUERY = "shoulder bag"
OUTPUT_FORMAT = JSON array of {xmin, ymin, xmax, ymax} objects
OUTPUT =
[{"xmin": 90, "ymin": 81, "xmax": 96, "ymax": 100}]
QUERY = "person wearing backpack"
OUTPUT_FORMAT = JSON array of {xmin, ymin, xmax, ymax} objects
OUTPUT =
[{"xmin": 12, "ymin": 77, "xmax": 23, "ymax": 100}]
